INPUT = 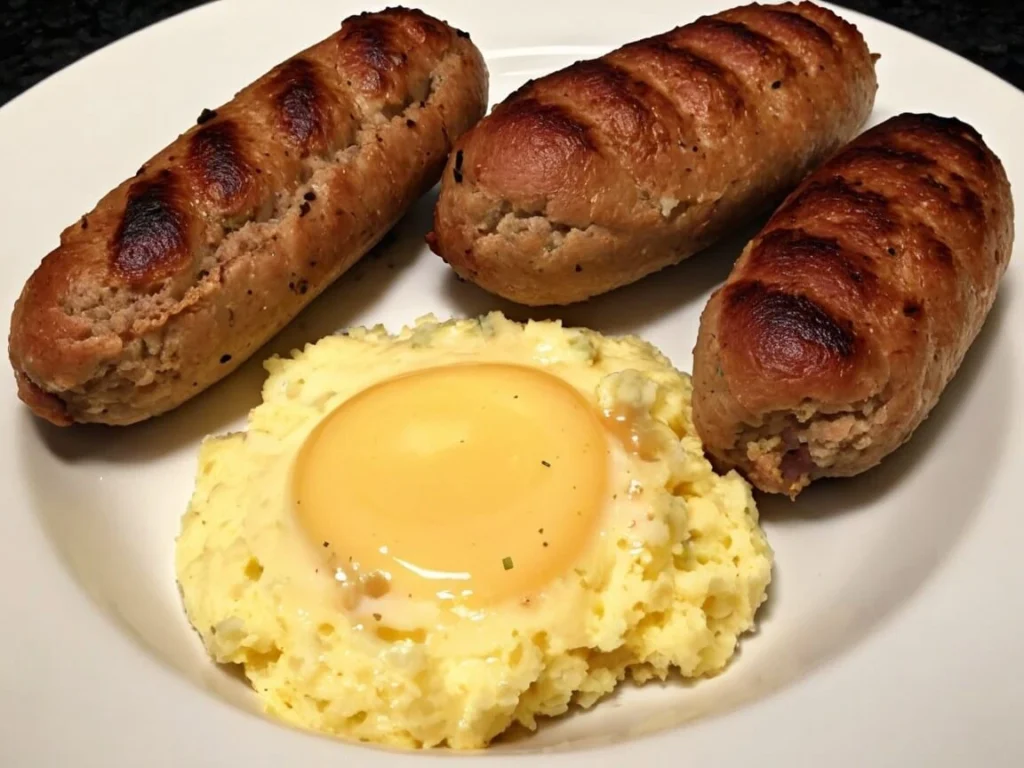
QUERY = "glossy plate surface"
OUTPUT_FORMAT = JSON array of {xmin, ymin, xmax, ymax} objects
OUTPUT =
[{"xmin": 1, "ymin": 1, "xmax": 1022, "ymax": 765}]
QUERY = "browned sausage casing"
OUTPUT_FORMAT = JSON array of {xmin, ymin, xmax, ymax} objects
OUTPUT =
[
  {"xmin": 9, "ymin": 8, "xmax": 488, "ymax": 426},
  {"xmin": 692, "ymin": 113, "xmax": 1014, "ymax": 497},
  {"xmin": 428, "ymin": 1, "xmax": 877, "ymax": 306}
]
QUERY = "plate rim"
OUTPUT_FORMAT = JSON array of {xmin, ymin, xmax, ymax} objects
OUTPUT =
[{"xmin": 2, "ymin": 1, "xmax": 1023, "ymax": 766}]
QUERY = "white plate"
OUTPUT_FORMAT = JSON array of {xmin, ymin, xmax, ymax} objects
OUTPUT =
[{"xmin": 1, "ymin": 1, "xmax": 1022, "ymax": 765}]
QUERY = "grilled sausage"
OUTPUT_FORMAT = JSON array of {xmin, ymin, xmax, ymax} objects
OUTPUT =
[
  {"xmin": 427, "ymin": 1, "xmax": 876, "ymax": 306},
  {"xmin": 692, "ymin": 113, "xmax": 1014, "ymax": 497},
  {"xmin": 9, "ymin": 8, "xmax": 487, "ymax": 426}
]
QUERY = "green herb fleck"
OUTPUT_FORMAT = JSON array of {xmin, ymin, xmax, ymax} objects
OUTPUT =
[{"xmin": 502, "ymin": 556, "xmax": 514, "ymax": 571}]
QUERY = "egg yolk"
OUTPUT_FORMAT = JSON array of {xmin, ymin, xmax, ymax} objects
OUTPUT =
[{"xmin": 293, "ymin": 363, "xmax": 609, "ymax": 608}]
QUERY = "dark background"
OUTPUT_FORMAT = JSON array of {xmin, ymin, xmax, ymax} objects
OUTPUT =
[{"xmin": 1, "ymin": 0, "xmax": 1022, "ymax": 105}]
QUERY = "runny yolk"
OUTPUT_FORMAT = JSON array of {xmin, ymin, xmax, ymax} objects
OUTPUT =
[{"xmin": 293, "ymin": 363, "xmax": 609, "ymax": 609}]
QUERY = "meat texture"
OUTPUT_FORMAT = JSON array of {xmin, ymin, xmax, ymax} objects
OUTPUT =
[
  {"xmin": 9, "ymin": 8, "xmax": 488, "ymax": 425},
  {"xmin": 692, "ymin": 113, "xmax": 1014, "ymax": 496},
  {"xmin": 429, "ymin": 1, "xmax": 877, "ymax": 306}
]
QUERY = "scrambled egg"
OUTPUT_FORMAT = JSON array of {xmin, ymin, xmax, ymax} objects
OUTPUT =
[{"xmin": 175, "ymin": 313, "xmax": 773, "ymax": 749}]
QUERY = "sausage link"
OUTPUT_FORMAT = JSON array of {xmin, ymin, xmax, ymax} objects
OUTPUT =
[
  {"xmin": 9, "ymin": 9, "xmax": 488, "ymax": 425},
  {"xmin": 692, "ymin": 113, "xmax": 1014, "ymax": 496},
  {"xmin": 428, "ymin": 1, "xmax": 876, "ymax": 306}
]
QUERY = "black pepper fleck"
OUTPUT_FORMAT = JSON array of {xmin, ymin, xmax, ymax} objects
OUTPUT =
[
  {"xmin": 80, "ymin": 216, "xmax": 88, "ymax": 230},
  {"xmin": 887, "ymin": 247, "xmax": 897, "ymax": 256},
  {"xmin": 304, "ymin": 190, "xmax": 316, "ymax": 201},
  {"xmin": 299, "ymin": 201, "xmax": 311, "ymax": 217},
  {"xmin": 574, "ymin": 264, "xmax": 583, "ymax": 272},
  {"xmin": 406, "ymin": 119, "xmax": 417, "ymax": 128},
  {"xmin": 197, "ymin": 108, "xmax": 217, "ymax": 124},
  {"xmin": 220, "ymin": 354, "xmax": 232, "ymax": 364},
  {"xmin": 456, "ymin": 28, "xmax": 470, "ymax": 39},
  {"xmin": 771, "ymin": 80, "xmax": 782, "ymax": 89}
]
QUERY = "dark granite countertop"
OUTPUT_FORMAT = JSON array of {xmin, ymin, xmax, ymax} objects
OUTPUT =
[{"xmin": 1, "ymin": 0, "xmax": 1021, "ymax": 106}]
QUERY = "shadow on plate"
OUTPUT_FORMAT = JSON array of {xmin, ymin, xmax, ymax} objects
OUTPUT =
[
  {"xmin": 758, "ymin": 274, "xmax": 1014, "ymax": 523},
  {"xmin": 30, "ymin": 191, "xmax": 440, "ymax": 463},
  {"xmin": 440, "ymin": 218, "xmax": 766, "ymax": 335}
]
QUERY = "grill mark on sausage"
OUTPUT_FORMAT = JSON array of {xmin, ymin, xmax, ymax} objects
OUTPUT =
[
  {"xmin": 693, "ymin": 17, "xmax": 778, "ymax": 52},
  {"xmin": 817, "ymin": 132, "xmax": 979, "ymax": 282},
  {"xmin": 598, "ymin": 55, "xmax": 695, "ymax": 141},
  {"xmin": 187, "ymin": 121, "xmax": 254, "ymax": 204},
  {"xmin": 957, "ymin": 184, "xmax": 985, "ymax": 221},
  {"xmin": 491, "ymin": 97, "xmax": 597, "ymax": 153},
  {"xmin": 920, "ymin": 173, "xmax": 949, "ymax": 194},
  {"xmin": 724, "ymin": 280, "xmax": 858, "ymax": 381},
  {"xmin": 914, "ymin": 169, "xmax": 986, "ymax": 224},
  {"xmin": 547, "ymin": 59, "xmax": 659, "ymax": 136},
  {"xmin": 748, "ymin": 228, "xmax": 879, "ymax": 300},
  {"xmin": 835, "ymin": 144, "xmax": 936, "ymax": 170},
  {"xmin": 533, "ymin": 58, "xmax": 685, "ymax": 169},
  {"xmin": 112, "ymin": 173, "xmax": 190, "ymax": 284},
  {"xmin": 272, "ymin": 58, "xmax": 331, "ymax": 150},
  {"xmin": 686, "ymin": 17, "xmax": 800, "ymax": 76},
  {"xmin": 775, "ymin": 177, "xmax": 897, "ymax": 235},
  {"xmin": 337, "ymin": 13, "xmax": 405, "ymax": 96},
  {"xmin": 526, "ymin": 58, "xmax": 699, "ymax": 214},
  {"xmin": 759, "ymin": 8, "xmax": 837, "ymax": 51},
  {"xmin": 627, "ymin": 38, "xmax": 747, "ymax": 115},
  {"xmin": 883, "ymin": 112, "xmax": 990, "ymax": 166}
]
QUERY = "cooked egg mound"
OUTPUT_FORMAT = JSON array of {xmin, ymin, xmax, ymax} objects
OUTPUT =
[{"xmin": 176, "ymin": 312, "xmax": 772, "ymax": 749}]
